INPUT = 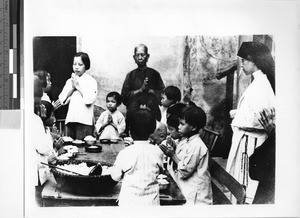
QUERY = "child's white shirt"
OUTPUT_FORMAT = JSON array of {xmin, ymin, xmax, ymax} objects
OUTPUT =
[
  {"xmin": 95, "ymin": 109, "xmax": 125, "ymax": 135},
  {"xmin": 159, "ymin": 105, "xmax": 168, "ymax": 126},
  {"xmin": 111, "ymin": 141, "xmax": 164, "ymax": 206},
  {"xmin": 58, "ymin": 73, "xmax": 97, "ymax": 126},
  {"xmin": 167, "ymin": 134, "xmax": 213, "ymax": 205}
]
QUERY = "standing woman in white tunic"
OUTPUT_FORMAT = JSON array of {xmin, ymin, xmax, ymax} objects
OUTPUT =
[
  {"xmin": 226, "ymin": 42, "xmax": 275, "ymax": 198},
  {"xmin": 55, "ymin": 52, "xmax": 98, "ymax": 140}
]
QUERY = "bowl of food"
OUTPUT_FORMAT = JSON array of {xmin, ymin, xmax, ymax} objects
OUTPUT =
[
  {"xmin": 62, "ymin": 136, "xmax": 73, "ymax": 145},
  {"xmin": 84, "ymin": 135, "xmax": 97, "ymax": 145},
  {"xmin": 72, "ymin": 139, "xmax": 85, "ymax": 146},
  {"xmin": 51, "ymin": 159, "xmax": 118, "ymax": 195},
  {"xmin": 110, "ymin": 139, "xmax": 119, "ymax": 144},
  {"xmin": 85, "ymin": 144, "xmax": 102, "ymax": 153}
]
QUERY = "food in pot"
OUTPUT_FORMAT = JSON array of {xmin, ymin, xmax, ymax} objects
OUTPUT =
[{"xmin": 56, "ymin": 162, "xmax": 111, "ymax": 176}]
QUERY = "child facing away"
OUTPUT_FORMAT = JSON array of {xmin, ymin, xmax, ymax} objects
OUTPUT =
[
  {"xmin": 159, "ymin": 106, "xmax": 213, "ymax": 205},
  {"xmin": 160, "ymin": 85, "xmax": 182, "ymax": 125},
  {"xmin": 95, "ymin": 92, "xmax": 126, "ymax": 142},
  {"xmin": 110, "ymin": 108, "xmax": 164, "ymax": 206}
]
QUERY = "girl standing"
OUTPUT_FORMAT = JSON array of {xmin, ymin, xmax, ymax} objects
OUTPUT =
[{"xmin": 56, "ymin": 52, "xmax": 98, "ymax": 139}]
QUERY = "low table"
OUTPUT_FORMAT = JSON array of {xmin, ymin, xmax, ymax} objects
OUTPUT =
[{"xmin": 41, "ymin": 141, "xmax": 185, "ymax": 206}]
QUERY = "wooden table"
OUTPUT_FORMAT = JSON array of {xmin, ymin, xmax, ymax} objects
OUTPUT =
[{"xmin": 41, "ymin": 142, "xmax": 186, "ymax": 206}]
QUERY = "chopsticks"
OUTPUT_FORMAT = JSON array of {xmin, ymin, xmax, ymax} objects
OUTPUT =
[{"xmin": 40, "ymin": 162, "xmax": 85, "ymax": 176}]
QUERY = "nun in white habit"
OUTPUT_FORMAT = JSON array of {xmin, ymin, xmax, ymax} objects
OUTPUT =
[{"xmin": 226, "ymin": 42, "xmax": 275, "ymax": 199}]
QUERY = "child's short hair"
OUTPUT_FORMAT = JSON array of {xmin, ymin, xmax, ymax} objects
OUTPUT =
[
  {"xmin": 163, "ymin": 86, "xmax": 181, "ymax": 104},
  {"xmin": 34, "ymin": 70, "xmax": 49, "ymax": 88},
  {"xmin": 180, "ymin": 106, "xmax": 206, "ymax": 132},
  {"xmin": 127, "ymin": 108, "xmax": 156, "ymax": 140},
  {"xmin": 131, "ymin": 92, "xmax": 161, "ymax": 121},
  {"xmin": 74, "ymin": 52, "xmax": 90, "ymax": 70},
  {"xmin": 167, "ymin": 114, "xmax": 180, "ymax": 131},
  {"xmin": 107, "ymin": 91, "xmax": 122, "ymax": 106},
  {"xmin": 166, "ymin": 103, "xmax": 186, "ymax": 131},
  {"xmin": 167, "ymin": 103, "xmax": 186, "ymax": 117}
]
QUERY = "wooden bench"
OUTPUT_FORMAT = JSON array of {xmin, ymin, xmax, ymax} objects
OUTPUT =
[
  {"xmin": 209, "ymin": 158, "xmax": 246, "ymax": 204},
  {"xmin": 200, "ymin": 127, "xmax": 220, "ymax": 152}
]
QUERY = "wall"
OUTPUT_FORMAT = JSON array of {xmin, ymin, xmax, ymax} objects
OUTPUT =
[{"xmin": 81, "ymin": 36, "xmax": 184, "ymax": 113}]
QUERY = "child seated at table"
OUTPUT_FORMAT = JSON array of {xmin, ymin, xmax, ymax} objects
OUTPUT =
[
  {"xmin": 159, "ymin": 106, "xmax": 213, "ymax": 205},
  {"xmin": 165, "ymin": 102, "xmax": 186, "ymax": 140},
  {"xmin": 95, "ymin": 92, "xmax": 126, "ymax": 142},
  {"xmin": 110, "ymin": 108, "xmax": 164, "ymax": 206},
  {"xmin": 160, "ymin": 103, "xmax": 186, "ymax": 170},
  {"xmin": 149, "ymin": 121, "xmax": 168, "ymax": 145},
  {"xmin": 160, "ymin": 85, "xmax": 181, "ymax": 125},
  {"xmin": 32, "ymin": 76, "xmax": 64, "ymax": 206}
]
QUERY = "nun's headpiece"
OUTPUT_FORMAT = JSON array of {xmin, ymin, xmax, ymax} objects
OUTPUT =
[
  {"xmin": 237, "ymin": 42, "xmax": 274, "ymax": 73},
  {"xmin": 237, "ymin": 41, "xmax": 271, "ymax": 66}
]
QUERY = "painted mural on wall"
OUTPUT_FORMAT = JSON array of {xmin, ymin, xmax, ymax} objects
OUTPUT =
[
  {"xmin": 182, "ymin": 36, "xmax": 239, "ymax": 155},
  {"xmin": 182, "ymin": 35, "xmax": 238, "ymax": 114}
]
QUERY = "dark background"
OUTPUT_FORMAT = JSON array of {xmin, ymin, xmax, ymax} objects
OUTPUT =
[{"xmin": 33, "ymin": 36, "xmax": 76, "ymax": 119}]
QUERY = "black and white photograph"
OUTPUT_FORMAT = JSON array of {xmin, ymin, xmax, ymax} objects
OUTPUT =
[{"xmin": 0, "ymin": 0, "xmax": 300, "ymax": 217}]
